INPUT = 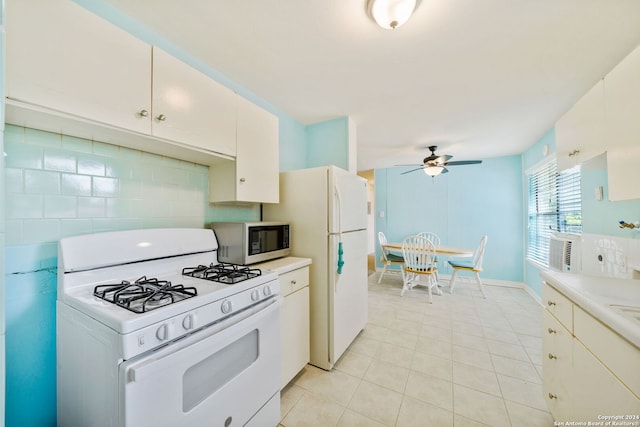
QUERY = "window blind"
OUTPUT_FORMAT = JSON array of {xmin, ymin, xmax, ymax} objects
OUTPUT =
[{"xmin": 527, "ymin": 161, "xmax": 581, "ymax": 265}]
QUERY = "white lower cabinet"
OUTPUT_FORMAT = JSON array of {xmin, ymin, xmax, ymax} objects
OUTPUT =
[
  {"xmin": 253, "ymin": 258, "xmax": 311, "ymax": 389},
  {"xmin": 571, "ymin": 337, "xmax": 640, "ymax": 417},
  {"xmin": 279, "ymin": 266, "xmax": 310, "ymax": 388},
  {"xmin": 542, "ymin": 282, "xmax": 640, "ymax": 421}
]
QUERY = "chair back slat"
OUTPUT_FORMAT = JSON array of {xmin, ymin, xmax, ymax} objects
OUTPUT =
[{"xmin": 402, "ymin": 235, "xmax": 437, "ymax": 273}]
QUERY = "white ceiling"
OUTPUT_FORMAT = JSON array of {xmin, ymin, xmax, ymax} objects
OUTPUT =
[{"xmin": 101, "ymin": 0, "xmax": 640, "ymax": 171}]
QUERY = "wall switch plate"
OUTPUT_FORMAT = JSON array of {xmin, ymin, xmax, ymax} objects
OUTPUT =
[{"xmin": 595, "ymin": 186, "xmax": 603, "ymax": 201}]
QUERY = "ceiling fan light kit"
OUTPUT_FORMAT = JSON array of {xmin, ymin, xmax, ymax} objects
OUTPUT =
[
  {"xmin": 367, "ymin": 0, "xmax": 418, "ymax": 30},
  {"xmin": 397, "ymin": 145, "xmax": 483, "ymax": 176},
  {"xmin": 423, "ymin": 165, "xmax": 444, "ymax": 176}
]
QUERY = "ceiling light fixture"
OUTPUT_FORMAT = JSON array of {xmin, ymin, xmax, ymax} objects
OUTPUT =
[
  {"xmin": 367, "ymin": 0, "xmax": 418, "ymax": 30},
  {"xmin": 423, "ymin": 165, "xmax": 444, "ymax": 177}
]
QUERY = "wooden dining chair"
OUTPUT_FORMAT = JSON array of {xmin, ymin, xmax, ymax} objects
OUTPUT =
[
  {"xmin": 377, "ymin": 231, "xmax": 405, "ymax": 284},
  {"xmin": 417, "ymin": 231, "xmax": 441, "ymax": 282},
  {"xmin": 448, "ymin": 235, "xmax": 488, "ymax": 298},
  {"xmin": 401, "ymin": 235, "xmax": 440, "ymax": 303}
]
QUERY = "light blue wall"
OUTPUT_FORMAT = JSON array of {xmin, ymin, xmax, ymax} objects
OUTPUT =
[
  {"xmin": 1, "ymin": 1, "xmax": 6, "ymax": 424},
  {"xmin": 375, "ymin": 155, "xmax": 524, "ymax": 283},
  {"xmin": 306, "ymin": 117, "xmax": 349, "ymax": 170}
]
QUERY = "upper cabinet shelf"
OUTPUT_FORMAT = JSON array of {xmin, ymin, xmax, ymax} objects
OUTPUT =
[{"xmin": 4, "ymin": 0, "xmax": 279, "ymax": 203}]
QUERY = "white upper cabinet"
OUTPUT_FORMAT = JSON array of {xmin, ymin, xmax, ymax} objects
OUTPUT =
[
  {"xmin": 555, "ymin": 79, "xmax": 606, "ymax": 172},
  {"xmin": 209, "ymin": 97, "xmax": 279, "ymax": 203},
  {"xmin": 152, "ymin": 48, "xmax": 236, "ymax": 157},
  {"xmin": 603, "ymin": 44, "xmax": 640, "ymax": 201},
  {"xmin": 5, "ymin": 0, "xmax": 236, "ymax": 162},
  {"xmin": 5, "ymin": 0, "xmax": 151, "ymax": 134}
]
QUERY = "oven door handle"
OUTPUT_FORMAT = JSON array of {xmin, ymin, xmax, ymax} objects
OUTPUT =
[{"xmin": 126, "ymin": 296, "xmax": 281, "ymax": 383}]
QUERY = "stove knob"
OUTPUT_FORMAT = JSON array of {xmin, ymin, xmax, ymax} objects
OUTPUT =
[
  {"xmin": 263, "ymin": 285, "xmax": 272, "ymax": 297},
  {"xmin": 221, "ymin": 299, "xmax": 232, "ymax": 314},
  {"xmin": 156, "ymin": 324, "xmax": 169, "ymax": 341},
  {"xmin": 182, "ymin": 314, "xmax": 194, "ymax": 330},
  {"xmin": 251, "ymin": 289, "xmax": 260, "ymax": 301}
]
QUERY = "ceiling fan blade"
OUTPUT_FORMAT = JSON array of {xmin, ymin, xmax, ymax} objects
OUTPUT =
[
  {"xmin": 436, "ymin": 155, "xmax": 453, "ymax": 162},
  {"xmin": 395, "ymin": 164, "xmax": 424, "ymax": 167},
  {"xmin": 441, "ymin": 167, "xmax": 449, "ymax": 174},
  {"xmin": 444, "ymin": 160, "xmax": 483, "ymax": 166},
  {"xmin": 400, "ymin": 167, "xmax": 425, "ymax": 175}
]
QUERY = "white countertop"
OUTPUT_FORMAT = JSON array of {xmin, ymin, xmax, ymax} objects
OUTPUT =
[
  {"xmin": 253, "ymin": 256, "xmax": 312, "ymax": 275},
  {"xmin": 540, "ymin": 271, "xmax": 640, "ymax": 349}
]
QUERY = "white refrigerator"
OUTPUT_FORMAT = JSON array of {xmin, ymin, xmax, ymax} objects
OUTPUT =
[{"xmin": 264, "ymin": 166, "xmax": 368, "ymax": 370}]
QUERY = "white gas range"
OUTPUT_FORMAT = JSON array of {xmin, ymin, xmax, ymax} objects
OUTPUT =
[{"xmin": 57, "ymin": 228, "xmax": 281, "ymax": 427}]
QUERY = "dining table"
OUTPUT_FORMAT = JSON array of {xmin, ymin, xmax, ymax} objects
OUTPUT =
[{"xmin": 382, "ymin": 242, "xmax": 473, "ymax": 256}]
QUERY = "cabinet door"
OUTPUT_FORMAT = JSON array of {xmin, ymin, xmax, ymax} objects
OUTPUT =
[
  {"xmin": 604, "ymin": 44, "xmax": 640, "ymax": 201},
  {"xmin": 280, "ymin": 286, "xmax": 310, "ymax": 388},
  {"xmin": 235, "ymin": 97, "xmax": 279, "ymax": 203},
  {"xmin": 5, "ymin": 0, "xmax": 151, "ymax": 134},
  {"xmin": 152, "ymin": 48, "xmax": 236, "ymax": 157},
  {"xmin": 555, "ymin": 80, "xmax": 605, "ymax": 172},
  {"xmin": 571, "ymin": 339, "xmax": 640, "ymax": 418}
]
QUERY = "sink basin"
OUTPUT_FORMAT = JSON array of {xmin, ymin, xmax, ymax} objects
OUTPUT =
[{"xmin": 609, "ymin": 304, "xmax": 640, "ymax": 323}]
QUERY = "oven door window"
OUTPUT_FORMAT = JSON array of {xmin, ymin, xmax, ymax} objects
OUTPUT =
[{"xmin": 183, "ymin": 329, "xmax": 258, "ymax": 411}]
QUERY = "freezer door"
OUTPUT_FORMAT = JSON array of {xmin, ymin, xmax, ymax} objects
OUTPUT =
[
  {"xmin": 329, "ymin": 167, "xmax": 368, "ymax": 234},
  {"xmin": 329, "ymin": 230, "xmax": 368, "ymax": 366}
]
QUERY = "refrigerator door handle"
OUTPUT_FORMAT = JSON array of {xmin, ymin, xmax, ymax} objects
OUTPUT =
[{"xmin": 334, "ymin": 184, "xmax": 344, "ymax": 275}]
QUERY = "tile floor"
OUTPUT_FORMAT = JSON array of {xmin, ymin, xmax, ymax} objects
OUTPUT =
[{"xmin": 279, "ymin": 272, "xmax": 554, "ymax": 426}]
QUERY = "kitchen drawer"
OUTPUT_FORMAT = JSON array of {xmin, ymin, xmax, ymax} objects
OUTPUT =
[
  {"xmin": 542, "ymin": 310, "xmax": 573, "ymax": 419},
  {"xmin": 574, "ymin": 306, "xmax": 640, "ymax": 398},
  {"xmin": 542, "ymin": 282, "xmax": 573, "ymax": 331},
  {"xmin": 279, "ymin": 267, "xmax": 309, "ymax": 297}
]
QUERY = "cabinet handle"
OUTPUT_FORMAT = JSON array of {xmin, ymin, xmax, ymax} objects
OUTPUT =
[
  {"xmin": 547, "ymin": 328, "xmax": 557, "ymax": 334},
  {"xmin": 291, "ymin": 280, "xmax": 297, "ymax": 285},
  {"xmin": 239, "ymin": 177, "xmax": 246, "ymax": 183},
  {"xmin": 547, "ymin": 300, "xmax": 556, "ymax": 306},
  {"xmin": 548, "ymin": 353, "xmax": 557, "ymax": 360},
  {"xmin": 548, "ymin": 393, "xmax": 557, "ymax": 400},
  {"xmin": 138, "ymin": 109, "xmax": 149, "ymax": 117},
  {"xmin": 568, "ymin": 149, "xmax": 580, "ymax": 157},
  {"xmin": 156, "ymin": 114, "xmax": 167, "ymax": 121}
]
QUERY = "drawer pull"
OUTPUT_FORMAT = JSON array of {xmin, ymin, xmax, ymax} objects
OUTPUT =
[
  {"xmin": 548, "ymin": 353, "xmax": 557, "ymax": 360},
  {"xmin": 548, "ymin": 393, "xmax": 557, "ymax": 400},
  {"xmin": 547, "ymin": 300, "xmax": 556, "ymax": 307},
  {"xmin": 291, "ymin": 280, "xmax": 297, "ymax": 285},
  {"xmin": 547, "ymin": 328, "xmax": 557, "ymax": 334}
]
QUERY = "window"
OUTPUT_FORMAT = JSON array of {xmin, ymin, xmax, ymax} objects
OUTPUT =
[{"xmin": 527, "ymin": 160, "xmax": 581, "ymax": 266}]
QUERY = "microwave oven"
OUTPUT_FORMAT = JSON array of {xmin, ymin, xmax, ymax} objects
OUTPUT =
[{"xmin": 211, "ymin": 221, "xmax": 291, "ymax": 265}]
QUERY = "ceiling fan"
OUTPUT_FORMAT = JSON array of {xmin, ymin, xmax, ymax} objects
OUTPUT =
[{"xmin": 398, "ymin": 145, "xmax": 482, "ymax": 176}]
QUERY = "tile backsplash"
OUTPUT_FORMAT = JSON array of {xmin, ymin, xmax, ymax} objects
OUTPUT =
[
  {"xmin": 580, "ymin": 233, "xmax": 640, "ymax": 279},
  {"xmin": 3, "ymin": 124, "xmax": 258, "ymax": 247}
]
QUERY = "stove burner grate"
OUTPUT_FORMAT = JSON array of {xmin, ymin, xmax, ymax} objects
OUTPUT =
[
  {"xmin": 182, "ymin": 262, "xmax": 261, "ymax": 284},
  {"xmin": 94, "ymin": 276, "xmax": 197, "ymax": 313}
]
